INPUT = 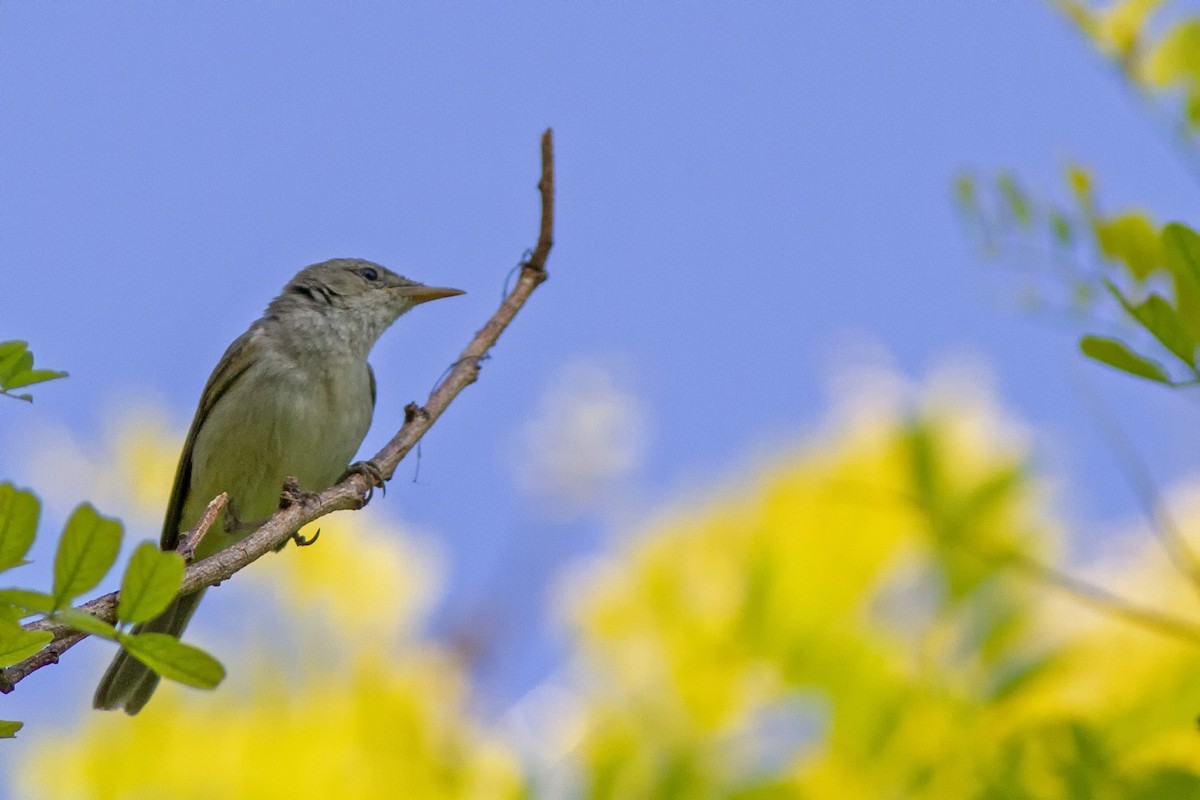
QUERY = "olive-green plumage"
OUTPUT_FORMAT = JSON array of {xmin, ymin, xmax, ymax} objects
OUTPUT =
[{"xmin": 94, "ymin": 259, "xmax": 462, "ymax": 714}]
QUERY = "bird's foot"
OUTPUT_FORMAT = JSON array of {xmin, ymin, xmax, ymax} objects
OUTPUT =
[
  {"xmin": 274, "ymin": 526, "xmax": 320, "ymax": 551},
  {"xmin": 277, "ymin": 478, "xmax": 325, "ymax": 550},
  {"xmin": 342, "ymin": 460, "xmax": 387, "ymax": 504},
  {"xmin": 289, "ymin": 528, "xmax": 321, "ymax": 548},
  {"xmin": 279, "ymin": 477, "xmax": 321, "ymax": 509}
]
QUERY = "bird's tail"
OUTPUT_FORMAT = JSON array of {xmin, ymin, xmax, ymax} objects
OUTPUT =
[{"xmin": 92, "ymin": 589, "xmax": 206, "ymax": 714}]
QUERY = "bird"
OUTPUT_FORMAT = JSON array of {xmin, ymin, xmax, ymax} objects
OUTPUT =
[{"xmin": 94, "ymin": 258, "xmax": 463, "ymax": 714}]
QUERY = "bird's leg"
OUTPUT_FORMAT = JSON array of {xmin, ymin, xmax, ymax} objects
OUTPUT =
[
  {"xmin": 341, "ymin": 460, "xmax": 387, "ymax": 504},
  {"xmin": 224, "ymin": 501, "xmax": 269, "ymax": 535},
  {"xmin": 279, "ymin": 476, "xmax": 322, "ymax": 507},
  {"xmin": 278, "ymin": 477, "xmax": 324, "ymax": 550}
]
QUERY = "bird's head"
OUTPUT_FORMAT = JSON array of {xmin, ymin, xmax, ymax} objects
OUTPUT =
[{"xmin": 268, "ymin": 258, "xmax": 464, "ymax": 355}]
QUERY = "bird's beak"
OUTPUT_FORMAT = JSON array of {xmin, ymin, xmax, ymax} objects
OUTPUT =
[{"xmin": 394, "ymin": 285, "xmax": 466, "ymax": 304}]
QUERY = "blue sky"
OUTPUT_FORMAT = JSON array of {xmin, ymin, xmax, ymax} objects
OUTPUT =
[{"xmin": 3, "ymin": 0, "xmax": 1200, "ymax": 782}]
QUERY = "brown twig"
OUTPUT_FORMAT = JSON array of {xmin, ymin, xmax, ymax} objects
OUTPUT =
[
  {"xmin": 0, "ymin": 490, "xmax": 233, "ymax": 692},
  {"xmin": 0, "ymin": 590, "xmax": 118, "ymax": 693},
  {"xmin": 177, "ymin": 492, "xmax": 228, "ymax": 563},
  {"xmin": 0, "ymin": 128, "xmax": 556, "ymax": 694}
]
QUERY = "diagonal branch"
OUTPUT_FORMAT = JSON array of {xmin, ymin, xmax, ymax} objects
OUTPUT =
[{"xmin": 0, "ymin": 128, "xmax": 556, "ymax": 694}]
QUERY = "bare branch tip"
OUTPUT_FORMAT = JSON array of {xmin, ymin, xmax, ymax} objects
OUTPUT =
[{"xmin": 178, "ymin": 491, "xmax": 228, "ymax": 562}]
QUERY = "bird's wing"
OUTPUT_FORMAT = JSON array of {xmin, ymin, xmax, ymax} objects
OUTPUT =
[
  {"xmin": 368, "ymin": 363, "xmax": 377, "ymax": 410},
  {"xmin": 159, "ymin": 327, "xmax": 261, "ymax": 550}
]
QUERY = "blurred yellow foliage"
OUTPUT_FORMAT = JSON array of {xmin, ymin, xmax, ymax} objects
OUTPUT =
[
  {"xmin": 1056, "ymin": 0, "xmax": 1162, "ymax": 60},
  {"xmin": 1058, "ymin": 1, "xmax": 1200, "ymax": 126},
  {"xmin": 107, "ymin": 409, "xmax": 181, "ymax": 520},
  {"xmin": 558, "ymin": 376, "xmax": 1200, "ymax": 798},
  {"xmin": 1142, "ymin": 20, "xmax": 1200, "ymax": 89},
  {"xmin": 247, "ymin": 514, "xmax": 442, "ymax": 641},
  {"xmin": 19, "ymin": 464, "xmax": 524, "ymax": 799},
  {"xmin": 16, "ymin": 372, "xmax": 1200, "ymax": 798},
  {"xmin": 21, "ymin": 647, "xmax": 524, "ymax": 800}
]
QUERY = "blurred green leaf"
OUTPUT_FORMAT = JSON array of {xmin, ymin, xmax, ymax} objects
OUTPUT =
[
  {"xmin": 997, "ymin": 173, "xmax": 1033, "ymax": 228},
  {"xmin": 956, "ymin": 463, "xmax": 1023, "ymax": 527},
  {"xmin": 1071, "ymin": 281, "xmax": 1096, "ymax": 309},
  {"xmin": 1049, "ymin": 211, "xmax": 1073, "ymax": 245},
  {"xmin": 1067, "ymin": 164, "xmax": 1093, "ymax": 203},
  {"xmin": 0, "ymin": 589, "xmax": 55, "ymax": 616},
  {"xmin": 0, "ymin": 621, "xmax": 51, "ymax": 668},
  {"xmin": 906, "ymin": 421, "xmax": 941, "ymax": 516},
  {"xmin": 987, "ymin": 653, "xmax": 1059, "ymax": 702},
  {"xmin": 1163, "ymin": 222, "xmax": 1200, "ymax": 340},
  {"xmin": 55, "ymin": 608, "xmax": 117, "ymax": 641},
  {"xmin": 1162, "ymin": 222, "xmax": 1200, "ymax": 287},
  {"xmin": 1080, "ymin": 335, "xmax": 1172, "ymax": 382},
  {"xmin": 52, "ymin": 504, "xmax": 122, "ymax": 611},
  {"xmin": 1128, "ymin": 768, "xmax": 1200, "ymax": 799},
  {"xmin": 954, "ymin": 173, "xmax": 978, "ymax": 213},
  {"xmin": 0, "ymin": 484, "xmax": 39, "ymax": 573},
  {"xmin": 1095, "ymin": 212, "xmax": 1162, "ymax": 279},
  {"xmin": 1143, "ymin": 19, "xmax": 1200, "ymax": 89},
  {"xmin": 1105, "ymin": 279, "xmax": 1197, "ymax": 366},
  {"xmin": 118, "ymin": 542, "xmax": 184, "ymax": 625},
  {"xmin": 118, "ymin": 631, "xmax": 225, "ymax": 689},
  {"xmin": 1187, "ymin": 91, "xmax": 1200, "ymax": 128},
  {"xmin": 0, "ymin": 721, "xmax": 22, "ymax": 739}
]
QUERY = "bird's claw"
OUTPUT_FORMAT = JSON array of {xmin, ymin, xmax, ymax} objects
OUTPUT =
[
  {"xmin": 343, "ymin": 460, "xmax": 387, "ymax": 503},
  {"xmin": 290, "ymin": 528, "xmax": 320, "ymax": 548}
]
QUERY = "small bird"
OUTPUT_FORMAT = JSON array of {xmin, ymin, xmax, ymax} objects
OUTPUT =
[{"xmin": 94, "ymin": 258, "xmax": 463, "ymax": 714}]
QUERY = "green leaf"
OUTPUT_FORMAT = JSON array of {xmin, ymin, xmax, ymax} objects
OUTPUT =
[
  {"xmin": 2, "ymin": 368, "xmax": 67, "ymax": 390},
  {"xmin": 0, "ymin": 484, "xmax": 39, "ymax": 573},
  {"xmin": 52, "ymin": 504, "xmax": 122, "ymax": 610},
  {"xmin": 0, "ymin": 342, "xmax": 66, "ymax": 400},
  {"xmin": 0, "ymin": 345, "xmax": 29, "ymax": 385},
  {"xmin": 0, "ymin": 351, "xmax": 32, "ymax": 389},
  {"xmin": 1095, "ymin": 212, "xmax": 1163, "ymax": 280},
  {"xmin": 0, "ymin": 720, "xmax": 22, "ymax": 739},
  {"xmin": 118, "ymin": 631, "xmax": 225, "ymax": 689},
  {"xmin": 55, "ymin": 607, "xmax": 117, "ymax": 640},
  {"xmin": 1080, "ymin": 335, "xmax": 1172, "ymax": 383},
  {"xmin": 1105, "ymin": 280, "xmax": 1197, "ymax": 366},
  {"xmin": 0, "ymin": 621, "xmax": 51, "ymax": 668},
  {"xmin": 0, "ymin": 589, "xmax": 55, "ymax": 616},
  {"xmin": 0, "ymin": 342, "xmax": 25, "ymax": 359},
  {"xmin": 117, "ymin": 542, "xmax": 184, "ymax": 625}
]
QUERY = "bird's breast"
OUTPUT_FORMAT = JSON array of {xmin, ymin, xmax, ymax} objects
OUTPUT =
[{"xmin": 186, "ymin": 355, "xmax": 374, "ymax": 539}]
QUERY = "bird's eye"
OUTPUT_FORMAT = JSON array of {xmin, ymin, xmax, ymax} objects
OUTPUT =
[{"xmin": 358, "ymin": 266, "xmax": 379, "ymax": 282}]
